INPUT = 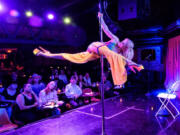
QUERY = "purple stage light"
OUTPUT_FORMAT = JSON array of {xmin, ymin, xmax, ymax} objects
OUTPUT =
[
  {"xmin": 47, "ymin": 13, "xmax": 54, "ymax": 20},
  {"xmin": 0, "ymin": 2, "xmax": 8, "ymax": 14},
  {"xmin": 9, "ymin": 10, "xmax": 19, "ymax": 17},
  {"xmin": 29, "ymin": 16, "xmax": 43, "ymax": 27},
  {"xmin": 0, "ymin": 3, "xmax": 3, "ymax": 11}
]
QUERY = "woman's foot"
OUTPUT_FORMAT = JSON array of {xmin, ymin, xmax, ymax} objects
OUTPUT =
[
  {"xmin": 33, "ymin": 47, "xmax": 50, "ymax": 56},
  {"xmin": 33, "ymin": 48, "xmax": 41, "ymax": 56}
]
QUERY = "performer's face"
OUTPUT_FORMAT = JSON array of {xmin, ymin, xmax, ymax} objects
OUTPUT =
[
  {"xmin": 117, "ymin": 42, "xmax": 124, "ymax": 49},
  {"xmin": 117, "ymin": 39, "xmax": 131, "ymax": 53},
  {"xmin": 119, "ymin": 39, "xmax": 128, "ymax": 48}
]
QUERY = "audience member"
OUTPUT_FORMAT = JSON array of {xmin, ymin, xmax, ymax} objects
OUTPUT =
[
  {"xmin": 78, "ymin": 75, "xmax": 86, "ymax": 89},
  {"xmin": 58, "ymin": 70, "xmax": 68, "ymax": 84},
  {"xmin": 65, "ymin": 76, "xmax": 82, "ymax": 107},
  {"xmin": 1, "ymin": 82, "xmax": 19, "ymax": 102},
  {"xmin": 83, "ymin": 73, "xmax": 92, "ymax": 87},
  {"xmin": 31, "ymin": 73, "xmax": 45, "ymax": 97},
  {"xmin": 15, "ymin": 84, "xmax": 40, "ymax": 124},
  {"xmin": 39, "ymin": 81, "xmax": 62, "ymax": 116},
  {"xmin": 98, "ymin": 74, "xmax": 114, "ymax": 98}
]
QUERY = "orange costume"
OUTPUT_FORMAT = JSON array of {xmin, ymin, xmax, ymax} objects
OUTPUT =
[{"xmin": 33, "ymin": 44, "xmax": 141, "ymax": 85}]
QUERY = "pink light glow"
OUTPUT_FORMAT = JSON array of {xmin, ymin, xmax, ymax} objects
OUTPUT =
[{"xmin": 9, "ymin": 10, "xmax": 19, "ymax": 17}]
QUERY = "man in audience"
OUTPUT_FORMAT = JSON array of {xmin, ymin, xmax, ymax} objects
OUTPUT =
[
  {"xmin": 31, "ymin": 73, "xmax": 45, "ymax": 97},
  {"xmin": 83, "ymin": 73, "xmax": 92, "ymax": 88},
  {"xmin": 59, "ymin": 70, "xmax": 68, "ymax": 85},
  {"xmin": 65, "ymin": 76, "xmax": 82, "ymax": 107},
  {"xmin": 99, "ymin": 74, "xmax": 114, "ymax": 98}
]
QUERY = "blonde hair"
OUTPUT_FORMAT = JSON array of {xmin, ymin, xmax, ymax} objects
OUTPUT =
[{"xmin": 121, "ymin": 38, "xmax": 134, "ymax": 60}]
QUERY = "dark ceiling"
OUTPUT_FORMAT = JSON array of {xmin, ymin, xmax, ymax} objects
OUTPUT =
[
  {"xmin": 2, "ymin": 0, "xmax": 180, "ymax": 28},
  {"xmin": 1, "ymin": 0, "xmax": 180, "ymax": 44}
]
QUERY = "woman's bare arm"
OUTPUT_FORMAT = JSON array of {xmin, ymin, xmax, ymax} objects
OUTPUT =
[{"xmin": 98, "ymin": 12, "xmax": 119, "ymax": 43}]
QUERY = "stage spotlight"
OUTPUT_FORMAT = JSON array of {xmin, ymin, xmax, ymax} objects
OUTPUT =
[
  {"xmin": 9, "ymin": 10, "xmax": 19, "ymax": 17},
  {"xmin": 0, "ymin": 3, "xmax": 3, "ymax": 11},
  {"xmin": 25, "ymin": 11, "xmax": 33, "ymax": 17},
  {"xmin": 47, "ymin": 13, "xmax": 54, "ymax": 20},
  {"xmin": 63, "ymin": 17, "xmax": 72, "ymax": 25}
]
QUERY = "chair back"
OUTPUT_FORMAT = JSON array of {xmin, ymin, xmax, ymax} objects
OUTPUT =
[{"xmin": 168, "ymin": 80, "xmax": 180, "ymax": 94}]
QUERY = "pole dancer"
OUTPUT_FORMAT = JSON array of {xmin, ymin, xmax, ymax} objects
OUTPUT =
[{"xmin": 33, "ymin": 16, "xmax": 144, "ymax": 87}]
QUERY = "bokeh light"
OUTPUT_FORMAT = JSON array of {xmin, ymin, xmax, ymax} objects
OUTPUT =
[
  {"xmin": 63, "ymin": 16, "xmax": 72, "ymax": 25},
  {"xmin": 25, "ymin": 11, "xmax": 33, "ymax": 17},
  {"xmin": 0, "ymin": 3, "xmax": 3, "ymax": 11},
  {"xmin": 47, "ymin": 13, "xmax": 54, "ymax": 20},
  {"xmin": 9, "ymin": 9, "xmax": 19, "ymax": 17}
]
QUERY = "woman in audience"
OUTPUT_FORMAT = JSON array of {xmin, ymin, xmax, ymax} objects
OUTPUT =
[
  {"xmin": 1, "ymin": 82, "xmax": 19, "ymax": 118},
  {"xmin": 39, "ymin": 81, "xmax": 63, "ymax": 116},
  {"xmin": 15, "ymin": 83, "xmax": 39, "ymax": 124},
  {"xmin": 1, "ymin": 82, "xmax": 19, "ymax": 103}
]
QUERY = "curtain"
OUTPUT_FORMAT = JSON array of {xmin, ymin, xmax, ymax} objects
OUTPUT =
[{"xmin": 164, "ymin": 35, "xmax": 180, "ymax": 89}]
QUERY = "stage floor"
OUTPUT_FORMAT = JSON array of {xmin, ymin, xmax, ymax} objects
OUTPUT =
[{"xmin": 1, "ymin": 95, "xmax": 180, "ymax": 135}]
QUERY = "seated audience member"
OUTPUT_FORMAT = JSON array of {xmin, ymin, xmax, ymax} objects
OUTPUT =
[
  {"xmin": 1, "ymin": 82, "xmax": 19, "ymax": 118},
  {"xmin": 73, "ymin": 71, "xmax": 79, "ymax": 81},
  {"xmin": 65, "ymin": 76, "xmax": 83, "ymax": 107},
  {"xmin": 1, "ymin": 82, "xmax": 19, "ymax": 103},
  {"xmin": 83, "ymin": 73, "xmax": 92, "ymax": 88},
  {"xmin": 58, "ymin": 70, "xmax": 68, "ymax": 85},
  {"xmin": 11, "ymin": 72, "xmax": 18, "ymax": 82},
  {"xmin": 15, "ymin": 84, "xmax": 39, "ymax": 124},
  {"xmin": 78, "ymin": 75, "xmax": 86, "ymax": 89},
  {"xmin": 98, "ymin": 74, "xmax": 114, "ymax": 98},
  {"xmin": 50, "ymin": 69, "xmax": 59, "ymax": 80},
  {"xmin": 31, "ymin": 73, "xmax": 45, "ymax": 97},
  {"xmin": 78, "ymin": 75, "xmax": 99, "ymax": 104},
  {"xmin": 39, "ymin": 81, "xmax": 62, "ymax": 116}
]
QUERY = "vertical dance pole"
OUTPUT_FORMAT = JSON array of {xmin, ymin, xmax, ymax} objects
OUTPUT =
[{"xmin": 99, "ymin": 0, "xmax": 106, "ymax": 135}]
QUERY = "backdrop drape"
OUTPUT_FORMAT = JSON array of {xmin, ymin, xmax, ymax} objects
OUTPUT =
[{"xmin": 165, "ymin": 35, "xmax": 180, "ymax": 89}]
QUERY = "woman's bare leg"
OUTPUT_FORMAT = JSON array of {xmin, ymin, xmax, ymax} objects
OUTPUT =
[{"xmin": 33, "ymin": 47, "xmax": 99, "ymax": 64}]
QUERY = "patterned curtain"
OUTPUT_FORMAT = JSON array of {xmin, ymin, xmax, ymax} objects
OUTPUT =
[{"xmin": 164, "ymin": 35, "xmax": 180, "ymax": 89}]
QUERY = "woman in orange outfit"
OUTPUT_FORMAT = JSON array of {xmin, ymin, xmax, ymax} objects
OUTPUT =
[{"xmin": 33, "ymin": 13, "xmax": 143, "ymax": 86}]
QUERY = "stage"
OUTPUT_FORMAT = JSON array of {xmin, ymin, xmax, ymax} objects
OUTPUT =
[{"xmin": 1, "ymin": 95, "xmax": 180, "ymax": 135}]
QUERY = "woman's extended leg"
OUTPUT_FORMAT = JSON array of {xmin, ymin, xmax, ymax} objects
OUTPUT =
[{"xmin": 33, "ymin": 48, "xmax": 99, "ymax": 64}]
